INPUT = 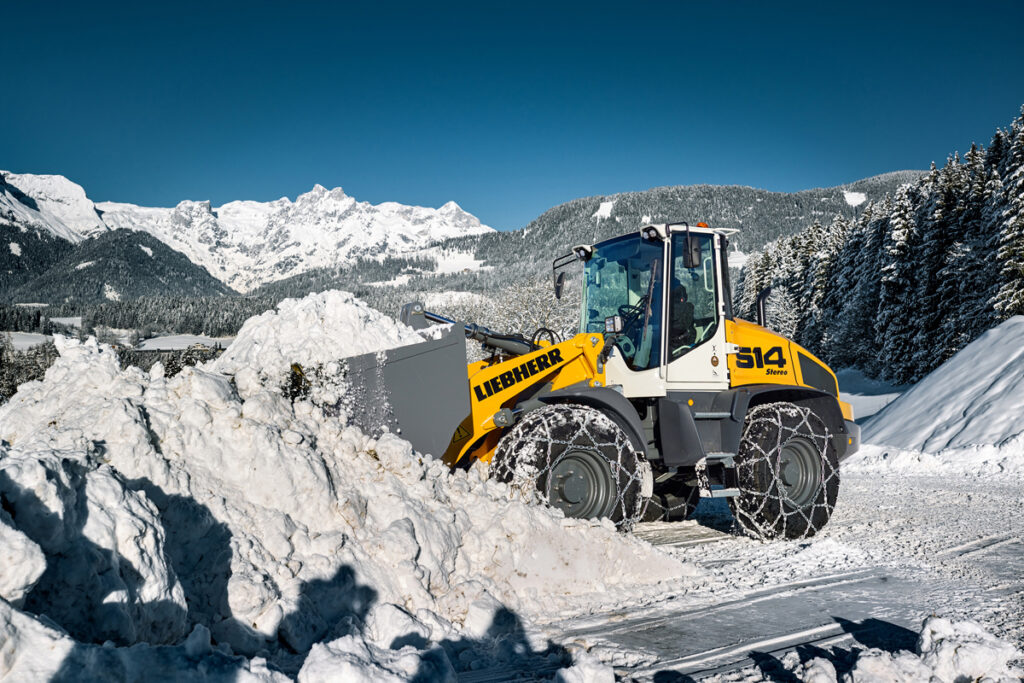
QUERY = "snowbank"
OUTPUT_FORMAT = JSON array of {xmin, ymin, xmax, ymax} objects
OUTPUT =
[
  {"xmin": 848, "ymin": 317, "xmax": 1024, "ymax": 476},
  {"xmin": 721, "ymin": 618, "xmax": 1022, "ymax": 682},
  {"xmin": 863, "ymin": 316, "xmax": 1024, "ymax": 452},
  {"xmin": 810, "ymin": 617, "xmax": 1022, "ymax": 682},
  {"xmin": 846, "ymin": 441, "xmax": 1024, "ymax": 476},
  {"xmin": 0, "ymin": 291, "xmax": 694, "ymax": 679}
]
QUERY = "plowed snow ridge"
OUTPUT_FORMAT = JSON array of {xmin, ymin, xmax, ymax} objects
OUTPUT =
[{"xmin": 0, "ymin": 291, "xmax": 690, "ymax": 680}]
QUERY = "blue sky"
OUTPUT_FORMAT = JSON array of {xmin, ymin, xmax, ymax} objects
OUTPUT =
[{"xmin": 3, "ymin": 1, "xmax": 1023, "ymax": 230}]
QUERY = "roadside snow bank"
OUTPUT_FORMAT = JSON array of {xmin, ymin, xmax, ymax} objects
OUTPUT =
[
  {"xmin": 724, "ymin": 617, "xmax": 1022, "ymax": 682},
  {"xmin": 846, "ymin": 440, "xmax": 1024, "ymax": 476},
  {"xmin": 0, "ymin": 291, "xmax": 694, "ymax": 678},
  {"xmin": 825, "ymin": 617, "xmax": 1021, "ymax": 682},
  {"xmin": 863, "ymin": 316, "xmax": 1024, "ymax": 452}
]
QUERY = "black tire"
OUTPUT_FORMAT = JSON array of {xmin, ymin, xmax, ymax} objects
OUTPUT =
[
  {"xmin": 491, "ymin": 404, "xmax": 650, "ymax": 530},
  {"xmin": 642, "ymin": 476, "xmax": 700, "ymax": 522},
  {"xmin": 729, "ymin": 402, "xmax": 839, "ymax": 541}
]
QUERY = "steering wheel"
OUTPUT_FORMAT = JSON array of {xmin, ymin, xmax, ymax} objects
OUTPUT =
[{"xmin": 617, "ymin": 295, "xmax": 649, "ymax": 333}]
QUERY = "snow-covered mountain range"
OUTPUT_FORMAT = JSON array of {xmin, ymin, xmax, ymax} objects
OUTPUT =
[{"xmin": 1, "ymin": 171, "xmax": 494, "ymax": 292}]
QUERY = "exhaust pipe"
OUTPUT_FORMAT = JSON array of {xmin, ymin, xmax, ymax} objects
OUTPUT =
[{"xmin": 756, "ymin": 286, "xmax": 772, "ymax": 327}]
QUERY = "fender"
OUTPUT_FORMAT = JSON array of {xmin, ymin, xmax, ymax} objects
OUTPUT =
[
  {"xmin": 710, "ymin": 384, "xmax": 856, "ymax": 460},
  {"xmin": 534, "ymin": 384, "xmax": 648, "ymax": 456}
]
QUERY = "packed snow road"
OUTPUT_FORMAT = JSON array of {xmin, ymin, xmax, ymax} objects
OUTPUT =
[{"xmin": 526, "ymin": 462, "xmax": 1024, "ymax": 680}]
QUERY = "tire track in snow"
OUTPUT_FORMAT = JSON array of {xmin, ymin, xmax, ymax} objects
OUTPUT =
[{"xmin": 939, "ymin": 533, "xmax": 1020, "ymax": 559}]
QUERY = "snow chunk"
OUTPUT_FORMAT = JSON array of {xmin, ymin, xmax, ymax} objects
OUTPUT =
[
  {"xmin": 212, "ymin": 290, "xmax": 424, "ymax": 399},
  {"xmin": 0, "ymin": 515, "xmax": 45, "ymax": 607},
  {"xmin": 592, "ymin": 200, "xmax": 615, "ymax": 219},
  {"xmin": 297, "ymin": 634, "xmax": 455, "ymax": 682},
  {"xmin": 8, "ymin": 242, "xmax": 20, "ymax": 256},
  {"xmin": 843, "ymin": 190, "xmax": 867, "ymax": 206},
  {"xmin": 847, "ymin": 617, "xmax": 1022, "ymax": 682},
  {"xmin": 864, "ymin": 316, "xmax": 1024, "ymax": 452},
  {"xmin": 554, "ymin": 650, "xmax": 615, "ymax": 682}
]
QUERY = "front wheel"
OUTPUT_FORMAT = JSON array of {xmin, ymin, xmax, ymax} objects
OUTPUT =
[
  {"xmin": 729, "ymin": 402, "xmax": 840, "ymax": 540},
  {"xmin": 490, "ymin": 404, "xmax": 650, "ymax": 530}
]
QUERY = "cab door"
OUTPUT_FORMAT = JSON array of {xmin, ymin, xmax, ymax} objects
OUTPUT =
[{"xmin": 664, "ymin": 231, "xmax": 730, "ymax": 390}]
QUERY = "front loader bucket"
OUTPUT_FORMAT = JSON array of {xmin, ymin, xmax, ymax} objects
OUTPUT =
[{"xmin": 337, "ymin": 325, "xmax": 470, "ymax": 459}]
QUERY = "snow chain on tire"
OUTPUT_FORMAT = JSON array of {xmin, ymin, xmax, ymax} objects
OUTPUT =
[
  {"xmin": 730, "ymin": 402, "xmax": 840, "ymax": 541},
  {"xmin": 490, "ymin": 404, "xmax": 650, "ymax": 531}
]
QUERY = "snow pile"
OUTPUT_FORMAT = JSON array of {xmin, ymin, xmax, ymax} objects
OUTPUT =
[
  {"xmin": 0, "ymin": 291, "xmax": 693, "ymax": 679},
  {"xmin": 827, "ymin": 617, "xmax": 1022, "ymax": 682},
  {"xmin": 724, "ymin": 618, "xmax": 1022, "ymax": 682},
  {"xmin": 851, "ymin": 316, "xmax": 1024, "ymax": 475},
  {"xmin": 212, "ymin": 290, "xmax": 425, "ymax": 404}
]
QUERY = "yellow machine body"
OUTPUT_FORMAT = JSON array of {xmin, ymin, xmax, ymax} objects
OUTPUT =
[
  {"xmin": 442, "ymin": 332, "xmax": 607, "ymax": 466},
  {"xmin": 726, "ymin": 318, "xmax": 854, "ymax": 421}
]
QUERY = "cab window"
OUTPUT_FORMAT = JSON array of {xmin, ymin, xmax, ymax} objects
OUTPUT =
[
  {"xmin": 581, "ymin": 234, "xmax": 664, "ymax": 370},
  {"xmin": 668, "ymin": 233, "xmax": 718, "ymax": 360}
]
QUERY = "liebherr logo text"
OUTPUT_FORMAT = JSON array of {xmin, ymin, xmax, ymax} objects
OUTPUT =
[{"xmin": 473, "ymin": 348, "xmax": 564, "ymax": 401}]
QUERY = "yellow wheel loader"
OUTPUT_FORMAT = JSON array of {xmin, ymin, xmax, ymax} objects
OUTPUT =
[{"xmin": 332, "ymin": 223, "xmax": 859, "ymax": 539}]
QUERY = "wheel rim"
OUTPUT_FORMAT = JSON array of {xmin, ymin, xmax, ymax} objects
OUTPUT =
[
  {"xmin": 777, "ymin": 437, "xmax": 822, "ymax": 507},
  {"xmin": 545, "ymin": 449, "xmax": 616, "ymax": 519}
]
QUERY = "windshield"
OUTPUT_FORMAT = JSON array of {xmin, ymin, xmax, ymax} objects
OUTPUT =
[{"xmin": 581, "ymin": 233, "xmax": 664, "ymax": 370}]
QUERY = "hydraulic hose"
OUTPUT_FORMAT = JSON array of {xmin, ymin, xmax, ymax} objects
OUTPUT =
[{"xmin": 421, "ymin": 310, "xmax": 535, "ymax": 356}]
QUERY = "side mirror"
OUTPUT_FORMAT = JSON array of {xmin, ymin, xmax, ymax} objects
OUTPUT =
[
  {"xmin": 553, "ymin": 271, "xmax": 566, "ymax": 299},
  {"xmin": 684, "ymin": 233, "xmax": 702, "ymax": 269}
]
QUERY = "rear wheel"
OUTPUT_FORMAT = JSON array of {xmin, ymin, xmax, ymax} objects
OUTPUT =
[
  {"xmin": 491, "ymin": 404, "xmax": 650, "ymax": 530},
  {"xmin": 729, "ymin": 402, "xmax": 839, "ymax": 540}
]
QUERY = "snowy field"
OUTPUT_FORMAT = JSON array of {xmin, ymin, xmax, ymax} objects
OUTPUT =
[
  {"xmin": 4, "ymin": 332, "xmax": 49, "ymax": 351},
  {"xmin": 135, "ymin": 334, "xmax": 234, "ymax": 351},
  {"xmin": 2, "ymin": 332, "xmax": 233, "ymax": 352},
  {"xmin": 1, "ymin": 293, "xmax": 1022, "ymax": 681}
]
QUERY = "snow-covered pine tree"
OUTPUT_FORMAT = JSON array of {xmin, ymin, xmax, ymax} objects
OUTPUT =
[
  {"xmin": 874, "ymin": 185, "xmax": 920, "ymax": 383},
  {"xmin": 993, "ymin": 108, "xmax": 1024, "ymax": 318}
]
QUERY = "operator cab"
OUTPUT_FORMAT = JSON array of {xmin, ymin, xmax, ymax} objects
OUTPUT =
[{"xmin": 572, "ymin": 223, "xmax": 736, "ymax": 396}]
